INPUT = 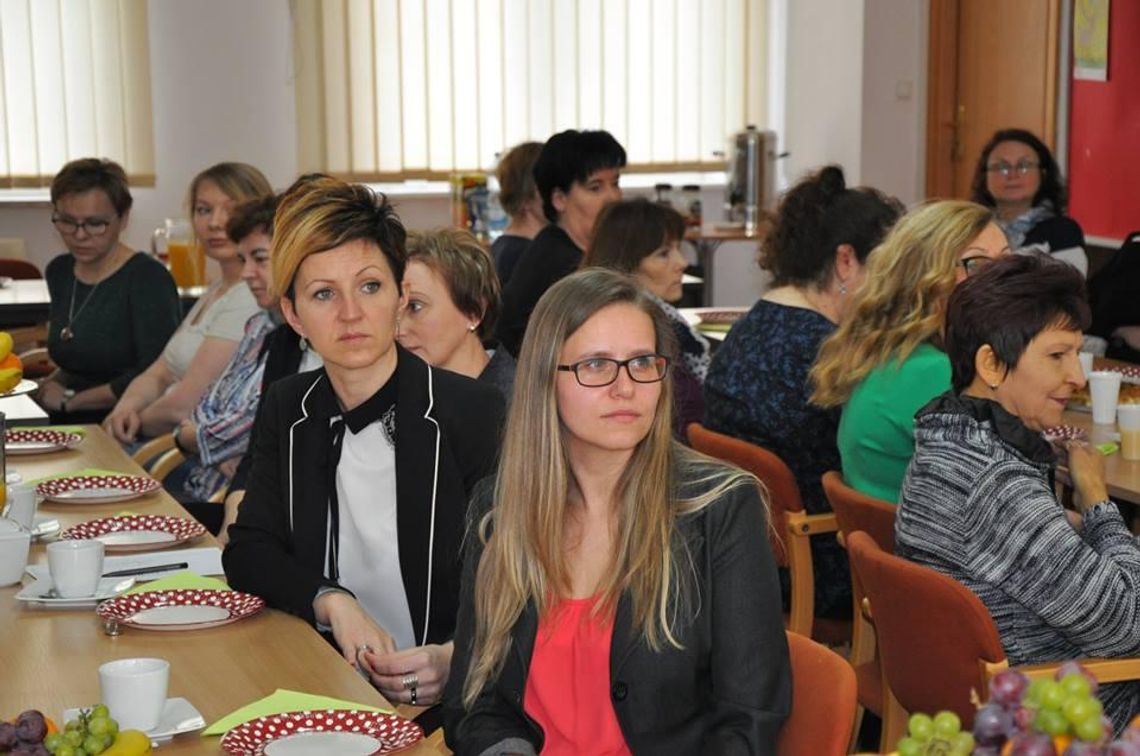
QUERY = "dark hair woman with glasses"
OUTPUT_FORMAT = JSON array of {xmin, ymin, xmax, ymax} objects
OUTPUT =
[
  {"xmin": 444, "ymin": 268, "xmax": 790, "ymax": 754},
  {"xmin": 38, "ymin": 158, "xmax": 181, "ymax": 423},
  {"xmin": 811, "ymin": 200, "xmax": 1009, "ymax": 506},
  {"xmin": 971, "ymin": 128, "xmax": 1087, "ymax": 275}
]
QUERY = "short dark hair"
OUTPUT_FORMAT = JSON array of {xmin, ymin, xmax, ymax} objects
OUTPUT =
[
  {"xmin": 534, "ymin": 130, "xmax": 627, "ymax": 223},
  {"xmin": 761, "ymin": 165, "xmax": 903, "ymax": 288},
  {"xmin": 945, "ymin": 254, "xmax": 1091, "ymax": 393},
  {"xmin": 583, "ymin": 198, "xmax": 686, "ymax": 273},
  {"xmin": 970, "ymin": 129, "xmax": 1068, "ymax": 213},
  {"xmin": 226, "ymin": 194, "xmax": 280, "ymax": 244},
  {"xmin": 407, "ymin": 228, "xmax": 501, "ymax": 340},
  {"xmin": 50, "ymin": 158, "xmax": 133, "ymax": 215}
]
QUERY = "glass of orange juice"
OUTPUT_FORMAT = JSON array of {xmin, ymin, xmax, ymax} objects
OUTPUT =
[{"xmin": 151, "ymin": 219, "xmax": 205, "ymax": 287}]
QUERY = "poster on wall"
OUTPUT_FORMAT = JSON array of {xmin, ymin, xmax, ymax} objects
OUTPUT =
[{"xmin": 1074, "ymin": 0, "xmax": 1110, "ymax": 81}]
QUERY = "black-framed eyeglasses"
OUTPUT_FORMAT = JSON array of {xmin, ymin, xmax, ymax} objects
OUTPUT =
[
  {"xmin": 960, "ymin": 255, "xmax": 995, "ymax": 276},
  {"xmin": 557, "ymin": 354, "xmax": 670, "ymax": 387},
  {"xmin": 985, "ymin": 160, "xmax": 1040, "ymax": 178},
  {"xmin": 51, "ymin": 214, "xmax": 116, "ymax": 237}
]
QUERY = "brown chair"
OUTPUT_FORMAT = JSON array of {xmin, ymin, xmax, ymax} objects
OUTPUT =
[
  {"xmin": 778, "ymin": 630, "xmax": 858, "ymax": 756},
  {"xmin": 131, "ymin": 434, "xmax": 186, "ymax": 483},
  {"xmin": 16, "ymin": 346, "xmax": 56, "ymax": 380},
  {"xmin": 0, "ymin": 258, "xmax": 42, "ymax": 280},
  {"xmin": 822, "ymin": 471, "xmax": 899, "ymax": 751},
  {"xmin": 846, "ymin": 530, "xmax": 1140, "ymax": 744},
  {"xmin": 687, "ymin": 423, "xmax": 847, "ymax": 645}
]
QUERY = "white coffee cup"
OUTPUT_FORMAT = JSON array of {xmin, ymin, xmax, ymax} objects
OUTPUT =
[
  {"xmin": 0, "ymin": 519, "xmax": 30, "ymax": 586},
  {"xmin": 99, "ymin": 657, "xmax": 170, "ymax": 731},
  {"xmin": 1079, "ymin": 351, "xmax": 1095, "ymax": 379},
  {"xmin": 46, "ymin": 540, "xmax": 104, "ymax": 598},
  {"xmin": 1089, "ymin": 370, "xmax": 1123, "ymax": 425},
  {"xmin": 2, "ymin": 483, "xmax": 37, "ymax": 531}
]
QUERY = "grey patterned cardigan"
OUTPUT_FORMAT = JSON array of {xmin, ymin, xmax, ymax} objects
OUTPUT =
[{"xmin": 896, "ymin": 392, "xmax": 1140, "ymax": 730}]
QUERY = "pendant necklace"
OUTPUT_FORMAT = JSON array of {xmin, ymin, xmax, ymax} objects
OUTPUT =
[{"xmin": 61, "ymin": 274, "xmax": 102, "ymax": 341}]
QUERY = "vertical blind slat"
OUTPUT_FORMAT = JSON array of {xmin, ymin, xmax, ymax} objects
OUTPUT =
[{"xmin": 296, "ymin": 0, "xmax": 764, "ymax": 178}]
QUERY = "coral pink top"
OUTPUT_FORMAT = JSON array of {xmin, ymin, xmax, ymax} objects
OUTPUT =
[{"xmin": 523, "ymin": 596, "xmax": 632, "ymax": 755}]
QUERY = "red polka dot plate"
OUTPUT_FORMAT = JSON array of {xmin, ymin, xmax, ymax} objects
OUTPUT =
[
  {"xmin": 35, "ymin": 473, "xmax": 161, "ymax": 504},
  {"xmin": 1043, "ymin": 424, "xmax": 1089, "ymax": 443},
  {"xmin": 96, "ymin": 588, "xmax": 265, "ymax": 631},
  {"xmin": 220, "ymin": 710, "xmax": 423, "ymax": 755},
  {"xmin": 4, "ymin": 429, "xmax": 84, "ymax": 455},
  {"xmin": 61, "ymin": 514, "xmax": 206, "ymax": 552}
]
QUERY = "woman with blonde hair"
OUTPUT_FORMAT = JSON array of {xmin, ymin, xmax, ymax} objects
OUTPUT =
[
  {"xmin": 104, "ymin": 162, "xmax": 269, "ymax": 443},
  {"xmin": 397, "ymin": 228, "xmax": 515, "ymax": 399},
  {"xmin": 811, "ymin": 200, "xmax": 1009, "ymax": 504},
  {"xmin": 224, "ymin": 176, "xmax": 505, "ymax": 710},
  {"xmin": 443, "ymin": 268, "xmax": 790, "ymax": 754}
]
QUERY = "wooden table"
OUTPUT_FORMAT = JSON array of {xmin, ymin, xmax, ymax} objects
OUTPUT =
[
  {"xmin": 0, "ymin": 427, "xmax": 440, "ymax": 753},
  {"xmin": 1059, "ymin": 409, "xmax": 1140, "ymax": 506}
]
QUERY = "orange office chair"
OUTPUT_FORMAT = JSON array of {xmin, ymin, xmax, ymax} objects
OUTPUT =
[
  {"xmin": 687, "ymin": 423, "xmax": 848, "ymax": 645},
  {"xmin": 778, "ymin": 630, "xmax": 858, "ymax": 756},
  {"xmin": 822, "ymin": 471, "xmax": 899, "ymax": 750},
  {"xmin": 847, "ymin": 531, "xmax": 1140, "ymax": 744}
]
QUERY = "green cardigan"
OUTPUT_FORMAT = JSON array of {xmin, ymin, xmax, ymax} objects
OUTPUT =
[{"xmin": 837, "ymin": 343, "xmax": 951, "ymax": 504}]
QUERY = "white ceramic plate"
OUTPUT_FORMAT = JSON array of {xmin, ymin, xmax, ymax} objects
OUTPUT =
[
  {"xmin": 15, "ymin": 576, "xmax": 135, "ymax": 606},
  {"xmin": 0, "ymin": 379, "xmax": 40, "ymax": 398},
  {"xmin": 63, "ymin": 697, "xmax": 205, "ymax": 744}
]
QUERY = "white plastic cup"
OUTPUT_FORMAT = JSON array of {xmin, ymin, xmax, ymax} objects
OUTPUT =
[
  {"xmin": 1079, "ymin": 352, "xmax": 1094, "ymax": 378},
  {"xmin": 0, "ymin": 519, "xmax": 30, "ymax": 586},
  {"xmin": 1119, "ymin": 405, "xmax": 1140, "ymax": 461},
  {"xmin": 99, "ymin": 658, "xmax": 170, "ymax": 731},
  {"xmin": 46, "ymin": 540, "xmax": 104, "ymax": 598},
  {"xmin": 1089, "ymin": 370, "xmax": 1123, "ymax": 425},
  {"xmin": 2, "ymin": 483, "xmax": 37, "ymax": 530}
]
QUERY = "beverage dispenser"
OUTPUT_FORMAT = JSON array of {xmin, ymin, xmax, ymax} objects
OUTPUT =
[{"xmin": 724, "ymin": 126, "xmax": 778, "ymax": 235}]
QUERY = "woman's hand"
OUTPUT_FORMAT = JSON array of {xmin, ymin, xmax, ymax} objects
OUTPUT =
[
  {"xmin": 314, "ymin": 591, "xmax": 398, "ymax": 667},
  {"xmin": 1067, "ymin": 440, "xmax": 1109, "ymax": 509},
  {"xmin": 364, "ymin": 642, "xmax": 454, "ymax": 707},
  {"xmin": 36, "ymin": 380, "xmax": 67, "ymax": 411},
  {"xmin": 104, "ymin": 403, "xmax": 142, "ymax": 444}
]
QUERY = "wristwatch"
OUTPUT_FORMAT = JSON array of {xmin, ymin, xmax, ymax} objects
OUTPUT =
[{"xmin": 60, "ymin": 388, "xmax": 76, "ymax": 414}]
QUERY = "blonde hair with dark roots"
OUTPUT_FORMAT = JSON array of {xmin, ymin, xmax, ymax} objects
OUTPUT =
[
  {"xmin": 462, "ymin": 268, "xmax": 760, "ymax": 707},
  {"xmin": 810, "ymin": 200, "xmax": 995, "ymax": 407}
]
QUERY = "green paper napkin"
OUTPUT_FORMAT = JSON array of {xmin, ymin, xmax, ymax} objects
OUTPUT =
[
  {"xmin": 28, "ymin": 467, "xmax": 137, "ymax": 485},
  {"xmin": 696, "ymin": 322, "xmax": 733, "ymax": 333},
  {"xmin": 45, "ymin": 425, "xmax": 87, "ymax": 435},
  {"xmin": 125, "ymin": 571, "xmax": 230, "ymax": 595},
  {"xmin": 203, "ymin": 689, "xmax": 392, "ymax": 735}
]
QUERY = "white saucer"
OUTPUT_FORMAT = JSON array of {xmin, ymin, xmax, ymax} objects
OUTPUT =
[
  {"xmin": 15, "ymin": 576, "xmax": 135, "ymax": 606},
  {"xmin": 63, "ymin": 697, "xmax": 205, "ymax": 744}
]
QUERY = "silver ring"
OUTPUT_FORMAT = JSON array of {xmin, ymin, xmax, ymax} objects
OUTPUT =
[
  {"xmin": 410, "ymin": 686, "xmax": 418, "ymax": 705},
  {"xmin": 401, "ymin": 672, "xmax": 419, "ymax": 690}
]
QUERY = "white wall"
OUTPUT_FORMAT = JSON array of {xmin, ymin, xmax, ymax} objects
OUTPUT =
[
  {"xmin": 860, "ymin": 0, "xmax": 928, "ymax": 205},
  {"xmin": 783, "ymin": 0, "xmax": 868, "ymax": 187}
]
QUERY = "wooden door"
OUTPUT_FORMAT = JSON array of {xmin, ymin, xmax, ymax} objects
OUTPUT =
[{"xmin": 925, "ymin": 0, "xmax": 1061, "ymax": 200}]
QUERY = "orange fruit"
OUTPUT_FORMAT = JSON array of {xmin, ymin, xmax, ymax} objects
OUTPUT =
[{"xmin": 0, "ymin": 352, "xmax": 21, "ymax": 371}]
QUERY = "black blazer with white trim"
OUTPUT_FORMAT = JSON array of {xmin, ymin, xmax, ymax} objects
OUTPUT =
[{"xmin": 223, "ymin": 346, "xmax": 506, "ymax": 646}]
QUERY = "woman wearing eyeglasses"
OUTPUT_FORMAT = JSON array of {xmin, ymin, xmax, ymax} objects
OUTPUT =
[
  {"xmin": 38, "ymin": 158, "xmax": 182, "ymax": 423},
  {"xmin": 971, "ymin": 128, "xmax": 1087, "ymax": 276},
  {"xmin": 811, "ymin": 201, "xmax": 1009, "ymax": 505},
  {"xmin": 104, "ymin": 163, "xmax": 268, "ymax": 443},
  {"xmin": 444, "ymin": 268, "xmax": 790, "ymax": 755}
]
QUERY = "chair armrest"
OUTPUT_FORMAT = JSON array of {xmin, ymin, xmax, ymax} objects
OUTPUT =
[
  {"xmin": 984, "ymin": 657, "xmax": 1140, "ymax": 685},
  {"xmin": 132, "ymin": 433, "xmax": 177, "ymax": 468},
  {"xmin": 786, "ymin": 511, "xmax": 839, "ymax": 538}
]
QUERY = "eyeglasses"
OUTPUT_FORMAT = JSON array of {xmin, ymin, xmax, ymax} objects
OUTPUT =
[
  {"xmin": 557, "ymin": 354, "xmax": 670, "ymax": 387},
  {"xmin": 985, "ymin": 160, "xmax": 1040, "ymax": 178},
  {"xmin": 960, "ymin": 255, "xmax": 995, "ymax": 276},
  {"xmin": 51, "ymin": 214, "xmax": 116, "ymax": 237}
]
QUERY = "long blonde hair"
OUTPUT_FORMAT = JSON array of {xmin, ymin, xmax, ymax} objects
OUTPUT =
[
  {"xmin": 462, "ymin": 268, "xmax": 756, "ymax": 707},
  {"xmin": 810, "ymin": 200, "xmax": 994, "ymax": 407}
]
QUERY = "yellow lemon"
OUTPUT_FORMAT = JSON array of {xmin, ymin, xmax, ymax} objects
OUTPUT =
[
  {"xmin": 0, "ymin": 367, "xmax": 20, "ymax": 394},
  {"xmin": 0, "ymin": 331, "xmax": 11, "ymax": 361},
  {"xmin": 102, "ymin": 729, "xmax": 152, "ymax": 755}
]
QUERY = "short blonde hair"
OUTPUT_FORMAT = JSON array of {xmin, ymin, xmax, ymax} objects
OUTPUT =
[
  {"xmin": 186, "ymin": 162, "xmax": 271, "ymax": 213},
  {"xmin": 407, "ymin": 228, "xmax": 501, "ymax": 340},
  {"xmin": 271, "ymin": 176, "xmax": 407, "ymax": 300},
  {"xmin": 810, "ymin": 200, "xmax": 995, "ymax": 407}
]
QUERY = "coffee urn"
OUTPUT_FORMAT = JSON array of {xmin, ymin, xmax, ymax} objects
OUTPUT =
[{"xmin": 724, "ymin": 126, "xmax": 778, "ymax": 235}]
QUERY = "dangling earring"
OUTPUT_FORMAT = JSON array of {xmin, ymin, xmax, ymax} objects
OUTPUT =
[
  {"xmin": 838, "ymin": 282, "xmax": 848, "ymax": 296},
  {"xmin": 299, "ymin": 336, "xmax": 309, "ymax": 351}
]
